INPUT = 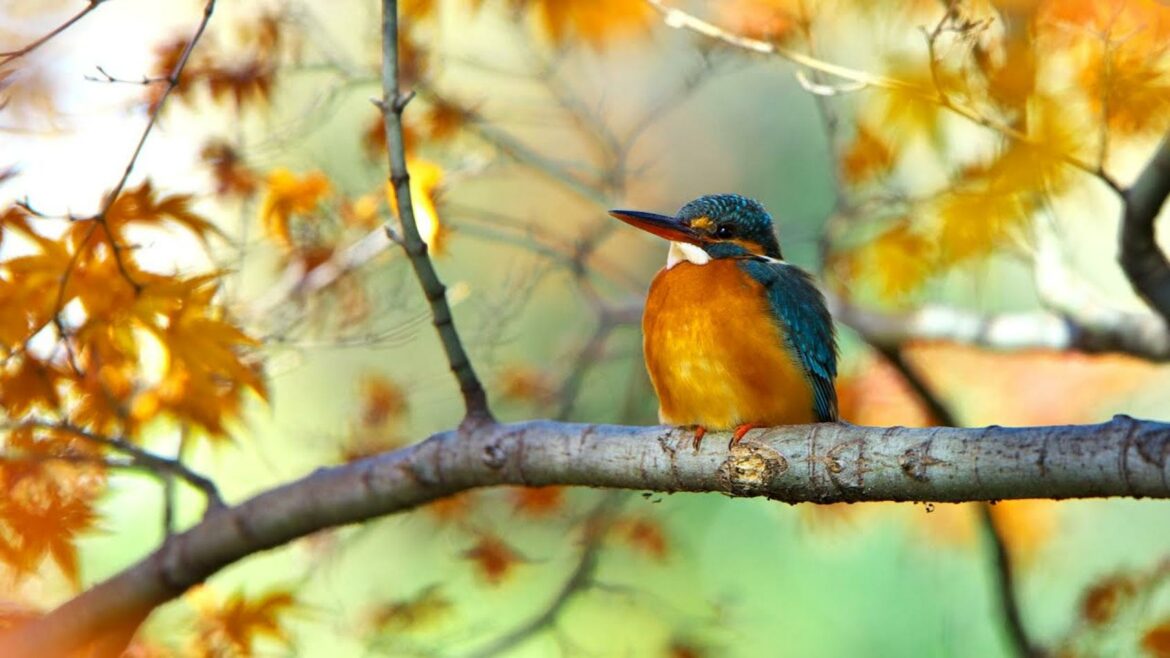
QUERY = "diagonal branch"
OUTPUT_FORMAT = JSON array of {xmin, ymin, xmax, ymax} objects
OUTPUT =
[
  {"xmin": 1120, "ymin": 136, "xmax": 1170, "ymax": 327},
  {"xmin": 4, "ymin": 416, "xmax": 1170, "ymax": 657},
  {"xmin": 380, "ymin": 0, "xmax": 492, "ymax": 424},
  {"xmin": 0, "ymin": 1, "xmax": 111, "ymax": 65}
]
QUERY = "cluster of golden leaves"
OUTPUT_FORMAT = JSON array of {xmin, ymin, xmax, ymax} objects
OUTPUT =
[
  {"xmin": 826, "ymin": 0, "xmax": 1170, "ymax": 302},
  {"xmin": 0, "ymin": 180, "xmax": 265, "ymax": 585}
]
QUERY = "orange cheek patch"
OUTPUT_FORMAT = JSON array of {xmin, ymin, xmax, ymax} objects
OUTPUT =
[{"xmin": 729, "ymin": 239, "xmax": 765, "ymax": 255}]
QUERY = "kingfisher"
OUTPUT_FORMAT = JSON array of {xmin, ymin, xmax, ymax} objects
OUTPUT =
[{"xmin": 610, "ymin": 194, "xmax": 838, "ymax": 449}]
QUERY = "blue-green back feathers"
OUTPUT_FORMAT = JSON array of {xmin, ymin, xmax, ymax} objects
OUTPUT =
[{"xmin": 739, "ymin": 258, "xmax": 839, "ymax": 422}]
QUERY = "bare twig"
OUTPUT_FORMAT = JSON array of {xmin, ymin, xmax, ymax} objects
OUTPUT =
[
  {"xmin": 380, "ymin": 0, "xmax": 492, "ymax": 424},
  {"xmin": 979, "ymin": 504, "xmax": 1047, "ymax": 658},
  {"xmin": 12, "ymin": 421, "xmax": 224, "ymax": 511},
  {"xmin": 0, "ymin": 1, "xmax": 111, "ymax": 65},
  {"xmin": 459, "ymin": 495, "xmax": 621, "ymax": 658}
]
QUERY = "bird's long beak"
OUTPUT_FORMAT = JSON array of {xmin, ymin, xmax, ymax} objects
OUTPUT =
[{"xmin": 608, "ymin": 209, "xmax": 703, "ymax": 245}]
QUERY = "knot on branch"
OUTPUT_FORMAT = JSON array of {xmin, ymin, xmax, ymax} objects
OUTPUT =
[{"xmin": 717, "ymin": 443, "xmax": 787, "ymax": 497}]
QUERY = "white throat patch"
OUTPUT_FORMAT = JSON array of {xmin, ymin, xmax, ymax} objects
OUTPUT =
[{"xmin": 666, "ymin": 241, "xmax": 710, "ymax": 269}]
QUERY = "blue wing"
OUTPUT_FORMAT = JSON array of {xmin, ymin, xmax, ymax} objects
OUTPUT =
[{"xmin": 740, "ymin": 258, "xmax": 839, "ymax": 422}]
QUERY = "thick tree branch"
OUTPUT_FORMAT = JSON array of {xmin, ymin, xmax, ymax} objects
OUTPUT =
[
  {"xmin": 380, "ymin": 0, "xmax": 491, "ymax": 423},
  {"xmin": 1120, "ymin": 136, "xmax": 1170, "ymax": 327},
  {"xmin": 5, "ymin": 417, "xmax": 1170, "ymax": 657}
]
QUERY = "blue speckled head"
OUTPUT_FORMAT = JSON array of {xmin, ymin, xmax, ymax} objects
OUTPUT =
[{"xmin": 675, "ymin": 194, "xmax": 783, "ymax": 260}]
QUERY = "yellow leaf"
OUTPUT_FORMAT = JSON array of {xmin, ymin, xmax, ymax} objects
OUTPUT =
[
  {"xmin": 860, "ymin": 220, "xmax": 937, "ymax": 300},
  {"xmin": 934, "ymin": 189, "xmax": 1028, "ymax": 265},
  {"xmin": 386, "ymin": 160, "xmax": 447, "ymax": 255},
  {"xmin": 1081, "ymin": 39, "xmax": 1170, "ymax": 137},
  {"xmin": 260, "ymin": 168, "xmax": 332, "ymax": 249},
  {"xmin": 531, "ymin": 0, "xmax": 652, "ymax": 49},
  {"xmin": 840, "ymin": 123, "xmax": 896, "ymax": 185}
]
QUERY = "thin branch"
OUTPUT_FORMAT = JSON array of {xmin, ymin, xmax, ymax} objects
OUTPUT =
[
  {"xmin": 380, "ymin": 0, "xmax": 492, "ymax": 425},
  {"xmin": 0, "ymin": 0, "xmax": 111, "ymax": 65},
  {"xmin": 459, "ymin": 495, "xmax": 620, "ymax": 658},
  {"xmin": 979, "ymin": 503, "xmax": 1047, "ymax": 658},
  {"xmin": 829, "ymin": 293, "xmax": 1170, "ymax": 361},
  {"xmin": 13, "ymin": 421, "xmax": 224, "ymax": 510},
  {"xmin": 5, "ymin": 416, "xmax": 1170, "ymax": 657},
  {"xmin": 1120, "ymin": 135, "xmax": 1170, "ymax": 326}
]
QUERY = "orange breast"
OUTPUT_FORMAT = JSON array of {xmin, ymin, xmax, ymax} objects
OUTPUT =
[{"xmin": 642, "ymin": 260, "xmax": 815, "ymax": 429}]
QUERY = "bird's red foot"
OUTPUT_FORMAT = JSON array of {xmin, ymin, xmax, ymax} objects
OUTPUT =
[
  {"xmin": 729, "ymin": 423, "xmax": 757, "ymax": 448},
  {"xmin": 691, "ymin": 426, "xmax": 707, "ymax": 452}
]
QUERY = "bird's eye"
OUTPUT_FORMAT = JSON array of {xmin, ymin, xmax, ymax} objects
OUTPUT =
[{"xmin": 713, "ymin": 224, "xmax": 734, "ymax": 239}]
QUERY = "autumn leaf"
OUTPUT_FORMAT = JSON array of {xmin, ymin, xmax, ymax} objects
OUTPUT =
[
  {"xmin": 615, "ymin": 516, "xmax": 669, "ymax": 561},
  {"xmin": 1080, "ymin": 574, "xmax": 1134, "ymax": 626},
  {"xmin": 104, "ymin": 180, "xmax": 225, "ymax": 243},
  {"xmin": 0, "ymin": 356, "xmax": 64, "ymax": 418},
  {"xmin": 260, "ymin": 168, "xmax": 332, "ymax": 249},
  {"xmin": 1080, "ymin": 39, "xmax": 1170, "ymax": 137},
  {"xmin": 365, "ymin": 584, "xmax": 451, "ymax": 634},
  {"xmin": 858, "ymin": 220, "xmax": 936, "ymax": 301},
  {"xmin": 509, "ymin": 486, "xmax": 565, "ymax": 517},
  {"xmin": 201, "ymin": 140, "xmax": 258, "ymax": 198},
  {"xmin": 386, "ymin": 160, "xmax": 447, "ymax": 255},
  {"xmin": 496, "ymin": 365, "xmax": 556, "ymax": 405},
  {"xmin": 424, "ymin": 491, "xmax": 477, "ymax": 524},
  {"xmin": 423, "ymin": 97, "xmax": 470, "ymax": 142},
  {"xmin": 463, "ymin": 533, "xmax": 525, "ymax": 585},
  {"xmin": 190, "ymin": 587, "xmax": 297, "ymax": 657},
  {"xmin": 934, "ymin": 189, "xmax": 1028, "ymax": 266},
  {"xmin": 1144, "ymin": 620, "xmax": 1170, "ymax": 658},
  {"xmin": 0, "ymin": 465, "xmax": 103, "ymax": 587},
  {"xmin": 359, "ymin": 373, "xmax": 409, "ymax": 427},
  {"xmin": 840, "ymin": 123, "xmax": 896, "ymax": 185},
  {"xmin": 717, "ymin": 0, "xmax": 803, "ymax": 42},
  {"xmin": 527, "ymin": 0, "xmax": 652, "ymax": 49}
]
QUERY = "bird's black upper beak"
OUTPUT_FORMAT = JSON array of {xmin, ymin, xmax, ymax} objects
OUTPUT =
[{"xmin": 608, "ymin": 209, "xmax": 703, "ymax": 245}]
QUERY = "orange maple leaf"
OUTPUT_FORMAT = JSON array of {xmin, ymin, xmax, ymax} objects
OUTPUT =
[
  {"xmin": 463, "ymin": 533, "xmax": 525, "ymax": 585},
  {"xmin": 510, "ymin": 486, "xmax": 565, "ymax": 518},
  {"xmin": 190, "ymin": 587, "xmax": 297, "ymax": 657},
  {"xmin": 260, "ymin": 168, "xmax": 332, "ymax": 249},
  {"xmin": 1144, "ymin": 620, "xmax": 1170, "ymax": 658}
]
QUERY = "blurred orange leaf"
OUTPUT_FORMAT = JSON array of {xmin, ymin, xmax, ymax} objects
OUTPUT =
[
  {"xmin": 190, "ymin": 587, "xmax": 297, "ymax": 658},
  {"xmin": 386, "ymin": 160, "xmax": 446, "ymax": 255},
  {"xmin": 717, "ymin": 0, "xmax": 802, "ymax": 41},
  {"xmin": 615, "ymin": 516, "xmax": 669, "ymax": 561},
  {"xmin": 366, "ymin": 584, "xmax": 451, "ymax": 634},
  {"xmin": 529, "ymin": 0, "xmax": 652, "ymax": 49},
  {"xmin": 359, "ymin": 373, "xmax": 409, "ymax": 427},
  {"xmin": 260, "ymin": 168, "xmax": 331, "ymax": 249},
  {"xmin": 510, "ymin": 486, "xmax": 565, "ymax": 517},
  {"xmin": 463, "ymin": 533, "xmax": 525, "ymax": 585},
  {"xmin": 840, "ymin": 123, "xmax": 896, "ymax": 185},
  {"xmin": 1144, "ymin": 620, "xmax": 1170, "ymax": 658},
  {"xmin": 858, "ymin": 220, "xmax": 936, "ymax": 301}
]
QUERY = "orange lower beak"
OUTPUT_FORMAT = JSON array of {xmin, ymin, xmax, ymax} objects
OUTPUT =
[{"xmin": 609, "ymin": 210, "xmax": 702, "ymax": 245}]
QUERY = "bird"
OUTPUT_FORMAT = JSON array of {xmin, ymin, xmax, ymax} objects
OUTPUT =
[{"xmin": 609, "ymin": 194, "xmax": 838, "ymax": 450}]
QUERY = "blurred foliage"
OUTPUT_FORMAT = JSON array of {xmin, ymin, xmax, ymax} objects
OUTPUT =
[{"xmin": 2, "ymin": 0, "xmax": 1170, "ymax": 656}]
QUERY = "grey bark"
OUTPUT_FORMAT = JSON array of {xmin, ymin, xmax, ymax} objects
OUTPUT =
[{"xmin": 3, "ymin": 416, "xmax": 1170, "ymax": 657}]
